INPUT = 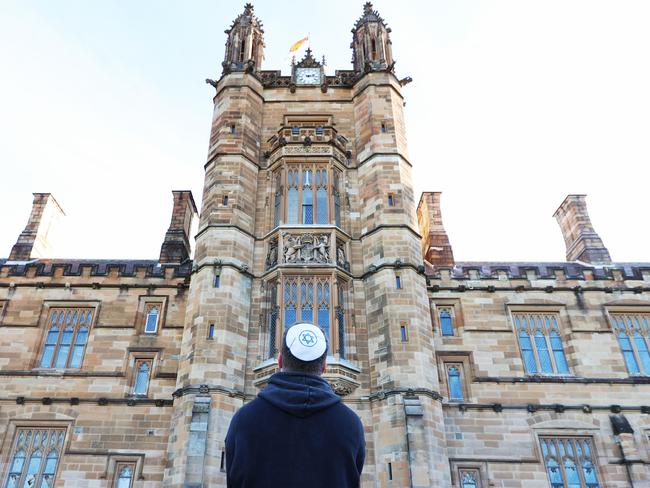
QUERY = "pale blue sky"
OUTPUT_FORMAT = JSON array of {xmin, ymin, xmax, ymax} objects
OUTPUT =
[{"xmin": 1, "ymin": 1, "xmax": 649, "ymax": 261}]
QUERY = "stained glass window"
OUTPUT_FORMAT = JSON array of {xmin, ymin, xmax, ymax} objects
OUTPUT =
[
  {"xmin": 513, "ymin": 313, "xmax": 570, "ymax": 375},
  {"xmin": 4, "ymin": 428, "xmax": 65, "ymax": 488},
  {"xmin": 540, "ymin": 437, "xmax": 600, "ymax": 488},
  {"xmin": 39, "ymin": 308, "xmax": 93, "ymax": 369},
  {"xmin": 610, "ymin": 313, "xmax": 650, "ymax": 375}
]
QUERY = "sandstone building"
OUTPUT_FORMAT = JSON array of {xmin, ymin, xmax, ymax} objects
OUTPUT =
[{"xmin": 1, "ymin": 3, "xmax": 650, "ymax": 487}]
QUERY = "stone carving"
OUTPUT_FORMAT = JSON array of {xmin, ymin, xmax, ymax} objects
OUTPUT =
[
  {"xmin": 337, "ymin": 244, "xmax": 346, "ymax": 268},
  {"xmin": 257, "ymin": 71, "xmax": 359, "ymax": 89},
  {"xmin": 283, "ymin": 233, "xmax": 330, "ymax": 264},
  {"xmin": 265, "ymin": 238, "xmax": 278, "ymax": 269},
  {"xmin": 329, "ymin": 379, "xmax": 355, "ymax": 396},
  {"xmin": 295, "ymin": 48, "xmax": 322, "ymax": 68}
]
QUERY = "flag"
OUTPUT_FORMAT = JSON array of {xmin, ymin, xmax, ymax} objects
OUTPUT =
[{"xmin": 289, "ymin": 36, "xmax": 309, "ymax": 53}]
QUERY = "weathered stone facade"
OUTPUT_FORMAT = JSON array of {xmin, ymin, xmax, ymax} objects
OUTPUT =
[{"xmin": 1, "ymin": 3, "xmax": 649, "ymax": 487}]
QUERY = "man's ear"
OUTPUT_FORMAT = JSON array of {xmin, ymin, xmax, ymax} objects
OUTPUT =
[
  {"xmin": 321, "ymin": 356, "xmax": 327, "ymax": 373},
  {"xmin": 278, "ymin": 352, "xmax": 283, "ymax": 370}
]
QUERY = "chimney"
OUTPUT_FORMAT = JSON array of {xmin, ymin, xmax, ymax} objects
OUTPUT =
[
  {"xmin": 553, "ymin": 194, "xmax": 612, "ymax": 264},
  {"xmin": 159, "ymin": 191, "xmax": 198, "ymax": 264},
  {"xmin": 417, "ymin": 192, "xmax": 454, "ymax": 267},
  {"xmin": 9, "ymin": 193, "xmax": 65, "ymax": 261}
]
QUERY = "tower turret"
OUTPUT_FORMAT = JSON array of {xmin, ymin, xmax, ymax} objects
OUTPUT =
[
  {"xmin": 351, "ymin": 2, "xmax": 395, "ymax": 73},
  {"xmin": 222, "ymin": 3, "xmax": 265, "ymax": 74}
]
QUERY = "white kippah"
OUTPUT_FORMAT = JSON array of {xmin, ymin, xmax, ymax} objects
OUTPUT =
[{"xmin": 285, "ymin": 323, "xmax": 327, "ymax": 362}]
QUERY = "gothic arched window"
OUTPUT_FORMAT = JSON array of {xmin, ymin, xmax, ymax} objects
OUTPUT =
[
  {"xmin": 115, "ymin": 463, "xmax": 135, "ymax": 488},
  {"xmin": 39, "ymin": 308, "xmax": 93, "ymax": 369},
  {"xmin": 610, "ymin": 312, "xmax": 650, "ymax": 375},
  {"xmin": 133, "ymin": 360, "xmax": 152, "ymax": 396},
  {"xmin": 3, "ymin": 428, "xmax": 65, "ymax": 488},
  {"xmin": 457, "ymin": 469, "xmax": 481, "ymax": 488},
  {"xmin": 439, "ymin": 307, "xmax": 455, "ymax": 336},
  {"xmin": 267, "ymin": 275, "xmax": 348, "ymax": 358},
  {"xmin": 514, "ymin": 312, "xmax": 570, "ymax": 375},
  {"xmin": 540, "ymin": 437, "xmax": 601, "ymax": 488},
  {"xmin": 144, "ymin": 305, "xmax": 160, "ymax": 334},
  {"xmin": 274, "ymin": 165, "xmax": 342, "ymax": 227},
  {"xmin": 446, "ymin": 365, "xmax": 464, "ymax": 401}
]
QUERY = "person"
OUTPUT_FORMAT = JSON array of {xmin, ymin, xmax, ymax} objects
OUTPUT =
[{"xmin": 225, "ymin": 322, "xmax": 365, "ymax": 488}]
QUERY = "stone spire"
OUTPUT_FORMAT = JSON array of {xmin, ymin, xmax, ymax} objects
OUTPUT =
[
  {"xmin": 350, "ymin": 2, "xmax": 395, "ymax": 73},
  {"xmin": 553, "ymin": 194, "xmax": 612, "ymax": 264},
  {"xmin": 222, "ymin": 3, "xmax": 265, "ymax": 75},
  {"xmin": 417, "ymin": 192, "xmax": 455, "ymax": 267}
]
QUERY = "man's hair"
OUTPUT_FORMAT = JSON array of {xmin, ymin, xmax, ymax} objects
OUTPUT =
[{"xmin": 281, "ymin": 325, "xmax": 328, "ymax": 374}]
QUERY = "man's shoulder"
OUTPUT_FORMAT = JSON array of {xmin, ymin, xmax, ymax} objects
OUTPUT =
[
  {"xmin": 233, "ymin": 396, "xmax": 269, "ymax": 420},
  {"xmin": 329, "ymin": 401, "xmax": 363, "ymax": 428}
]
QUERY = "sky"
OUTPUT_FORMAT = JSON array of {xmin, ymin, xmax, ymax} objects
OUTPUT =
[{"xmin": 1, "ymin": 1, "xmax": 649, "ymax": 262}]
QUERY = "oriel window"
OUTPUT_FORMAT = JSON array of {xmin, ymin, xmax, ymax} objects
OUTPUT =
[
  {"xmin": 268, "ymin": 275, "xmax": 351, "ymax": 357},
  {"xmin": 285, "ymin": 165, "xmax": 330, "ymax": 225},
  {"xmin": 283, "ymin": 276, "xmax": 331, "ymax": 337}
]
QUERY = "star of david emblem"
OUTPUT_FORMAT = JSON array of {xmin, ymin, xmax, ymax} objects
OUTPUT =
[{"xmin": 299, "ymin": 330, "xmax": 317, "ymax": 347}]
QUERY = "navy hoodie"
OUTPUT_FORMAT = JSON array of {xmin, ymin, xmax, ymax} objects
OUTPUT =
[{"xmin": 225, "ymin": 372, "xmax": 365, "ymax": 488}]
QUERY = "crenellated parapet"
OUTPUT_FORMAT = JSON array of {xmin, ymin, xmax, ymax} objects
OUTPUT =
[
  {"xmin": 428, "ymin": 261, "xmax": 650, "ymax": 282},
  {"xmin": 0, "ymin": 259, "xmax": 192, "ymax": 282}
]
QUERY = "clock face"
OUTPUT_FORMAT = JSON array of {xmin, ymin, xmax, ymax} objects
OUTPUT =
[{"xmin": 295, "ymin": 67, "xmax": 321, "ymax": 85}]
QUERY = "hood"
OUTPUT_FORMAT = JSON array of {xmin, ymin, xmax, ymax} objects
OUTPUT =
[{"xmin": 259, "ymin": 372, "xmax": 341, "ymax": 418}]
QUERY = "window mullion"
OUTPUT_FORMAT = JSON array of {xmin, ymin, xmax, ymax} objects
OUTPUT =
[
  {"xmin": 546, "ymin": 332, "xmax": 557, "ymax": 373},
  {"xmin": 297, "ymin": 166, "xmax": 303, "ymax": 224},
  {"xmin": 631, "ymin": 334, "xmax": 644, "ymax": 374},
  {"xmin": 34, "ymin": 447, "xmax": 48, "ymax": 488},
  {"xmin": 282, "ymin": 169, "xmax": 287, "ymax": 224},
  {"xmin": 313, "ymin": 168, "xmax": 318, "ymax": 223},
  {"xmin": 52, "ymin": 313, "xmax": 64, "ymax": 367},
  {"xmin": 639, "ymin": 332, "xmax": 650, "ymax": 375},
  {"xmin": 66, "ymin": 327, "xmax": 79, "ymax": 368},
  {"xmin": 529, "ymin": 322, "xmax": 542, "ymax": 372}
]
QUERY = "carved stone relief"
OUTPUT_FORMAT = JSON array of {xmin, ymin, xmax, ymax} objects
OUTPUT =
[
  {"xmin": 336, "ymin": 243, "xmax": 346, "ymax": 268},
  {"xmin": 283, "ymin": 233, "xmax": 330, "ymax": 264},
  {"xmin": 265, "ymin": 237, "xmax": 278, "ymax": 269}
]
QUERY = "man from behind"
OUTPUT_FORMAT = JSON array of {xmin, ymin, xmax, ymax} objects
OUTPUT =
[{"xmin": 225, "ymin": 322, "xmax": 365, "ymax": 488}]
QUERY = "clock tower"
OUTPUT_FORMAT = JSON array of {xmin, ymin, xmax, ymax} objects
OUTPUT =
[
  {"xmin": 165, "ymin": 3, "xmax": 451, "ymax": 486},
  {"xmin": 291, "ymin": 48, "xmax": 326, "ymax": 90}
]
